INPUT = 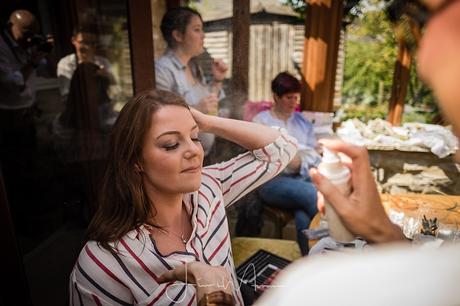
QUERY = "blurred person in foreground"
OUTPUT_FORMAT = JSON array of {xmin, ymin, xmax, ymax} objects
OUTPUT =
[{"xmin": 254, "ymin": 1, "xmax": 460, "ymax": 305}]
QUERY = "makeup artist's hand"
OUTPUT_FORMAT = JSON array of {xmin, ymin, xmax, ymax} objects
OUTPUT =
[{"xmin": 309, "ymin": 139, "xmax": 406, "ymax": 243}]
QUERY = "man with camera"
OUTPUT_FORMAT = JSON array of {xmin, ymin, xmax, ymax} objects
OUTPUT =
[
  {"xmin": 0, "ymin": 9, "xmax": 53, "ymax": 113},
  {"xmin": 0, "ymin": 9, "xmax": 53, "ymax": 219}
]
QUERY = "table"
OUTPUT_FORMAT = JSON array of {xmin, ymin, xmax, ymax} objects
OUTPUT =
[
  {"xmin": 382, "ymin": 194, "xmax": 460, "ymax": 236},
  {"xmin": 231, "ymin": 237, "xmax": 301, "ymax": 267},
  {"xmin": 308, "ymin": 194, "xmax": 460, "ymax": 247}
]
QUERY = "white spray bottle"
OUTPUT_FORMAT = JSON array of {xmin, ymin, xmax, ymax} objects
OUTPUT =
[{"xmin": 318, "ymin": 147, "xmax": 355, "ymax": 242}]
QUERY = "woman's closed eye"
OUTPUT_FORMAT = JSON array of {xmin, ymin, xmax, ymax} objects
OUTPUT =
[
  {"xmin": 163, "ymin": 138, "xmax": 200, "ymax": 151},
  {"xmin": 164, "ymin": 143, "xmax": 179, "ymax": 151}
]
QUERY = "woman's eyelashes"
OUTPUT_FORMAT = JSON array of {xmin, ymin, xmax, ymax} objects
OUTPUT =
[
  {"xmin": 162, "ymin": 137, "xmax": 200, "ymax": 151},
  {"xmin": 164, "ymin": 143, "xmax": 179, "ymax": 151}
]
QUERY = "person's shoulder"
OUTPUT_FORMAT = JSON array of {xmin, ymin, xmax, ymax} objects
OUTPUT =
[
  {"xmin": 78, "ymin": 233, "xmax": 143, "ymax": 269},
  {"xmin": 57, "ymin": 53, "xmax": 75, "ymax": 67},
  {"xmin": 95, "ymin": 55, "xmax": 112, "ymax": 66},
  {"xmin": 292, "ymin": 112, "xmax": 314, "ymax": 127},
  {"xmin": 77, "ymin": 240, "xmax": 113, "ymax": 260},
  {"xmin": 155, "ymin": 53, "xmax": 172, "ymax": 67},
  {"xmin": 292, "ymin": 111, "xmax": 308, "ymax": 121},
  {"xmin": 253, "ymin": 110, "xmax": 271, "ymax": 122},
  {"xmin": 59, "ymin": 53, "xmax": 75, "ymax": 62},
  {"xmin": 0, "ymin": 35, "xmax": 9, "ymax": 53}
]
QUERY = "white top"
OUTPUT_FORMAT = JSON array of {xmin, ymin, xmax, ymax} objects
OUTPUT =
[{"xmin": 57, "ymin": 53, "xmax": 113, "ymax": 98}]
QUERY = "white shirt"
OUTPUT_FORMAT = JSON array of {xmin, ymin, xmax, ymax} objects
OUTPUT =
[{"xmin": 57, "ymin": 53, "xmax": 113, "ymax": 98}]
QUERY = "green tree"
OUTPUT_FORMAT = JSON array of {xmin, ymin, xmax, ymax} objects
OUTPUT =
[{"xmin": 343, "ymin": 8, "xmax": 397, "ymax": 105}]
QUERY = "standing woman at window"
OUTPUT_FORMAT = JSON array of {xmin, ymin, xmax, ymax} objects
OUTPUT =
[{"xmin": 155, "ymin": 7, "xmax": 228, "ymax": 156}]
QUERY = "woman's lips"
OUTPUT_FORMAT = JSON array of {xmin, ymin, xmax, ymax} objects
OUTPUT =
[{"xmin": 181, "ymin": 166, "xmax": 201, "ymax": 173}]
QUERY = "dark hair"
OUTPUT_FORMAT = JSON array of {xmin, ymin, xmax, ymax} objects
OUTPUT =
[
  {"xmin": 160, "ymin": 7, "xmax": 202, "ymax": 48},
  {"xmin": 59, "ymin": 62, "xmax": 110, "ymax": 130},
  {"xmin": 86, "ymin": 89, "xmax": 190, "ymax": 250},
  {"xmin": 271, "ymin": 72, "xmax": 301, "ymax": 97},
  {"xmin": 72, "ymin": 24, "xmax": 98, "ymax": 37}
]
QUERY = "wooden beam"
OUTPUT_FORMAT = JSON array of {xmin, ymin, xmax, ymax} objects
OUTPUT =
[
  {"xmin": 388, "ymin": 42, "xmax": 412, "ymax": 126},
  {"xmin": 231, "ymin": 0, "xmax": 250, "ymax": 98},
  {"xmin": 127, "ymin": 0, "xmax": 155, "ymax": 94},
  {"xmin": 301, "ymin": 0, "xmax": 343, "ymax": 112}
]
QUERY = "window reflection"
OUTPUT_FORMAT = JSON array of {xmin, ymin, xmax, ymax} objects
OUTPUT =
[{"xmin": 0, "ymin": 1, "xmax": 133, "ymax": 305}]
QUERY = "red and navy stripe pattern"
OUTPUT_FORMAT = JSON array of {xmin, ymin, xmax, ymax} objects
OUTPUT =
[{"xmin": 70, "ymin": 130, "xmax": 297, "ymax": 305}]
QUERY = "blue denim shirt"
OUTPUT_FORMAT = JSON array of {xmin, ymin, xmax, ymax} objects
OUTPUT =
[
  {"xmin": 253, "ymin": 110, "xmax": 321, "ymax": 177},
  {"xmin": 155, "ymin": 49, "xmax": 224, "ymax": 106}
]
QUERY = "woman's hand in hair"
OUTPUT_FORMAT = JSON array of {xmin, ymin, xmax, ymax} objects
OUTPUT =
[
  {"xmin": 309, "ymin": 139, "xmax": 406, "ymax": 244},
  {"xmin": 190, "ymin": 107, "xmax": 212, "ymax": 132},
  {"xmin": 158, "ymin": 262, "xmax": 234, "ymax": 303},
  {"xmin": 191, "ymin": 107, "xmax": 281, "ymax": 150}
]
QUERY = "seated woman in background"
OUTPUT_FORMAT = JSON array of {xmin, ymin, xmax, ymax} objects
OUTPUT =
[
  {"xmin": 155, "ymin": 7, "xmax": 228, "ymax": 156},
  {"xmin": 69, "ymin": 89, "xmax": 297, "ymax": 305},
  {"xmin": 253, "ymin": 72, "xmax": 320, "ymax": 256}
]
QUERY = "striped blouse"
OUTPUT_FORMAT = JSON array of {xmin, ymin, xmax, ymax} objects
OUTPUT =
[{"xmin": 69, "ymin": 130, "xmax": 298, "ymax": 306}]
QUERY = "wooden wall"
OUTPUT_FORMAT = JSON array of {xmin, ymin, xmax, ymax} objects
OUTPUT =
[{"xmin": 203, "ymin": 23, "xmax": 304, "ymax": 101}]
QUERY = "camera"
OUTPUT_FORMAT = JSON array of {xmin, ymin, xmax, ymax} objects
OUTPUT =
[{"xmin": 29, "ymin": 34, "xmax": 53, "ymax": 53}]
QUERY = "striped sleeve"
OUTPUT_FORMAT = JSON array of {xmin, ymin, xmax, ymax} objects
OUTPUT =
[
  {"xmin": 70, "ymin": 242, "xmax": 134, "ymax": 306},
  {"xmin": 205, "ymin": 128, "xmax": 297, "ymax": 207}
]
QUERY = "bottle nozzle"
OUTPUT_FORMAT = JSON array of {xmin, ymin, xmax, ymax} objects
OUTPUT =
[{"xmin": 322, "ymin": 146, "xmax": 340, "ymax": 163}]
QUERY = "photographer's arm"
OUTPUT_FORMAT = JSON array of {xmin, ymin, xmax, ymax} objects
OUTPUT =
[{"xmin": 0, "ymin": 47, "xmax": 31, "ymax": 91}]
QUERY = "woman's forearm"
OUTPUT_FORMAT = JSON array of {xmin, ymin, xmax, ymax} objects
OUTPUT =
[{"xmin": 202, "ymin": 115, "xmax": 281, "ymax": 150}]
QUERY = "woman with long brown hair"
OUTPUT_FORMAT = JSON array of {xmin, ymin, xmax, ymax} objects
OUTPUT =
[{"xmin": 69, "ymin": 89, "xmax": 297, "ymax": 305}]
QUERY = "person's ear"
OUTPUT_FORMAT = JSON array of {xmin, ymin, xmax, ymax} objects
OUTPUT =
[{"xmin": 172, "ymin": 29, "xmax": 184, "ymax": 44}]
